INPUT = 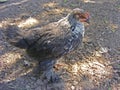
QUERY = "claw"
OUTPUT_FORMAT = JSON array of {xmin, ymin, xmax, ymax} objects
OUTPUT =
[{"xmin": 42, "ymin": 69, "xmax": 60, "ymax": 83}]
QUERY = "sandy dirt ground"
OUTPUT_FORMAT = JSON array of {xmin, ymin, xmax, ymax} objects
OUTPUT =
[{"xmin": 0, "ymin": 0, "xmax": 120, "ymax": 90}]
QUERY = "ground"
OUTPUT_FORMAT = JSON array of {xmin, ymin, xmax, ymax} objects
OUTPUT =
[{"xmin": 0, "ymin": 0, "xmax": 120, "ymax": 90}]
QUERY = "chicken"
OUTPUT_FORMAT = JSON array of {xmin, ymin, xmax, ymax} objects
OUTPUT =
[{"xmin": 4, "ymin": 8, "xmax": 90, "ymax": 82}]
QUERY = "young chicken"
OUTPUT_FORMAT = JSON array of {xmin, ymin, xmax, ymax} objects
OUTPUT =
[{"xmin": 4, "ymin": 8, "xmax": 90, "ymax": 82}]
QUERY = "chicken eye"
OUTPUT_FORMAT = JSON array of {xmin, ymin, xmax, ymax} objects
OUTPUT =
[{"xmin": 71, "ymin": 26, "xmax": 75, "ymax": 31}]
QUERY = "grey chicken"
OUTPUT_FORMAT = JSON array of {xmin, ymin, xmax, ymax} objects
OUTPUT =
[{"xmin": 4, "ymin": 8, "xmax": 90, "ymax": 82}]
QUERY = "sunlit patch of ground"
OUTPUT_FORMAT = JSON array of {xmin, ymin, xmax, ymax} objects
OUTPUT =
[
  {"xmin": 42, "ymin": 1, "xmax": 71, "ymax": 14},
  {"xmin": 55, "ymin": 56, "xmax": 113, "ymax": 86},
  {"xmin": 0, "ymin": 52, "xmax": 21, "ymax": 70},
  {"xmin": 54, "ymin": 45, "xmax": 114, "ymax": 89},
  {"xmin": 36, "ymin": 3, "xmax": 71, "ymax": 24},
  {"xmin": 17, "ymin": 17, "xmax": 39, "ymax": 29},
  {"xmin": 82, "ymin": 0, "xmax": 96, "ymax": 3},
  {"xmin": 37, "ymin": 7, "xmax": 71, "ymax": 20},
  {"xmin": 43, "ymin": 2, "xmax": 58, "ymax": 8},
  {"xmin": 82, "ymin": 0, "xmax": 117, "ymax": 3},
  {"xmin": 71, "ymin": 57, "xmax": 112, "ymax": 85},
  {"xmin": 0, "ymin": 17, "xmax": 39, "ymax": 29},
  {"xmin": 0, "ymin": 50, "xmax": 35, "ymax": 83}
]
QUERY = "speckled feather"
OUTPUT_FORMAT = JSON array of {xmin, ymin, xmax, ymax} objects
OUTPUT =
[{"xmin": 5, "ymin": 12, "xmax": 85, "ymax": 61}]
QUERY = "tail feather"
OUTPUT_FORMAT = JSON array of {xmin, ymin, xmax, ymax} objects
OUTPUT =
[{"xmin": 4, "ymin": 25, "xmax": 29, "ymax": 49}]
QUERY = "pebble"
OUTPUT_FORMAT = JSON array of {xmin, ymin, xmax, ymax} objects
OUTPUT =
[
  {"xmin": 71, "ymin": 86, "xmax": 75, "ymax": 90},
  {"xmin": 24, "ymin": 60, "xmax": 31, "ymax": 66}
]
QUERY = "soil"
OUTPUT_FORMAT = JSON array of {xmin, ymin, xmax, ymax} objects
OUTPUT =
[{"xmin": 0, "ymin": 0, "xmax": 120, "ymax": 90}]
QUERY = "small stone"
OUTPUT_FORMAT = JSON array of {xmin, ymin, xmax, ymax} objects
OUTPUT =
[
  {"xmin": 73, "ymin": 81, "xmax": 78, "ymax": 85},
  {"xmin": 99, "ymin": 47, "xmax": 108, "ymax": 53},
  {"xmin": 71, "ymin": 86, "xmax": 75, "ymax": 90},
  {"xmin": 24, "ymin": 60, "xmax": 30, "ymax": 66},
  {"xmin": 47, "ymin": 40, "xmax": 51, "ymax": 43},
  {"xmin": 95, "ymin": 51, "xmax": 102, "ymax": 57}
]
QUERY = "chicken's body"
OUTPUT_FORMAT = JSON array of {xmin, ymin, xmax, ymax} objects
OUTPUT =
[{"xmin": 4, "ymin": 8, "xmax": 90, "ymax": 82}]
